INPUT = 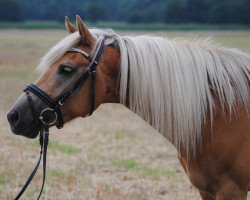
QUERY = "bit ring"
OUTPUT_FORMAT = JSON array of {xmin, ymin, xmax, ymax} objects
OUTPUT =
[{"xmin": 39, "ymin": 108, "xmax": 57, "ymax": 126}]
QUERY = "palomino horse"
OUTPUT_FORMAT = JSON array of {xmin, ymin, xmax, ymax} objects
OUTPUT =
[{"xmin": 7, "ymin": 16, "xmax": 250, "ymax": 199}]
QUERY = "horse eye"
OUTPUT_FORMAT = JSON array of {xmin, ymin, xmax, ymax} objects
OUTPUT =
[{"xmin": 58, "ymin": 65, "xmax": 74, "ymax": 75}]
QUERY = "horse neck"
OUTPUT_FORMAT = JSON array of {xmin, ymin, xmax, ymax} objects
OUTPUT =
[{"xmin": 100, "ymin": 45, "xmax": 120, "ymax": 104}]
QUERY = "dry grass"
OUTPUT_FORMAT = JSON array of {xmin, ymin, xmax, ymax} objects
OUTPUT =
[{"xmin": 0, "ymin": 30, "xmax": 250, "ymax": 200}]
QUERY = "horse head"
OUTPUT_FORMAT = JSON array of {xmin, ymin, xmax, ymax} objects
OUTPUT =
[{"xmin": 7, "ymin": 16, "xmax": 120, "ymax": 138}]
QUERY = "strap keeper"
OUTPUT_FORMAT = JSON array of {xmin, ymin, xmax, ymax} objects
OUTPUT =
[
  {"xmin": 86, "ymin": 68, "xmax": 92, "ymax": 76},
  {"xmin": 58, "ymin": 100, "xmax": 64, "ymax": 106}
]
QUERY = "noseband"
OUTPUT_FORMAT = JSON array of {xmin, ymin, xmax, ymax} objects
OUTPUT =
[{"xmin": 15, "ymin": 37, "xmax": 105, "ymax": 200}]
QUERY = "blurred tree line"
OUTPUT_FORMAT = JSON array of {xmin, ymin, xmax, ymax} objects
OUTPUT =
[
  {"xmin": 0, "ymin": 0, "xmax": 249, "ymax": 24},
  {"xmin": 165, "ymin": 0, "xmax": 250, "ymax": 24}
]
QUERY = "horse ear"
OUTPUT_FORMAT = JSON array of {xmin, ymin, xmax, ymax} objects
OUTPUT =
[
  {"xmin": 76, "ymin": 15, "xmax": 95, "ymax": 46},
  {"xmin": 65, "ymin": 16, "xmax": 77, "ymax": 34}
]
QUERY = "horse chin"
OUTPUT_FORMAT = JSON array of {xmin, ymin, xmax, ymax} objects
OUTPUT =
[
  {"xmin": 10, "ymin": 123, "xmax": 41, "ymax": 139},
  {"xmin": 23, "ymin": 129, "xmax": 40, "ymax": 139},
  {"xmin": 12, "ymin": 128, "xmax": 40, "ymax": 139}
]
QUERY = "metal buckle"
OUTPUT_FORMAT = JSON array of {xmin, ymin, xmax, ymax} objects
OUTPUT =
[
  {"xmin": 39, "ymin": 108, "xmax": 57, "ymax": 126},
  {"xmin": 58, "ymin": 100, "xmax": 64, "ymax": 106}
]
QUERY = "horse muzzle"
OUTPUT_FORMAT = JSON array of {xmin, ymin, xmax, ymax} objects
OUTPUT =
[
  {"xmin": 7, "ymin": 109, "xmax": 40, "ymax": 138},
  {"xmin": 7, "ymin": 94, "xmax": 42, "ymax": 138}
]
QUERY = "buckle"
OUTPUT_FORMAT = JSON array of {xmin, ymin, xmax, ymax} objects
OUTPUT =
[{"xmin": 58, "ymin": 100, "xmax": 64, "ymax": 106}]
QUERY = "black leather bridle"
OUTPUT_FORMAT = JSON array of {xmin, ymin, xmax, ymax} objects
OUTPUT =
[
  {"xmin": 15, "ymin": 37, "xmax": 105, "ymax": 200},
  {"xmin": 25, "ymin": 36, "xmax": 105, "ymax": 129}
]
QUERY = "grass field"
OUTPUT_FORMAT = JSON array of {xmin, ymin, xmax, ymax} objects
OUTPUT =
[{"xmin": 0, "ymin": 29, "xmax": 250, "ymax": 200}]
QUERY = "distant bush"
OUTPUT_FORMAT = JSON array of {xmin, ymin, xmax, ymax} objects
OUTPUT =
[
  {"xmin": 1, "ymin": 0, "xmax": 249, "ymax": 24},
  {"xmin": 1, "ymin": 21, "xmax": 250, "ymax": 31},
  {"xmin": 0, "ymin": 0, "xmax": 22, "ymax": 22},
  {"xmin": 86, "ymin": 4, "xmax": 106, "ymax": 22},
  {"xmin": 165, "ymin": 0, "xmax": 250, "ymax": 24}
]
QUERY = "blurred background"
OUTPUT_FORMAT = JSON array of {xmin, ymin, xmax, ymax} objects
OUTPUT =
[
  {"xmin": 0, "ymin": 0, "xmax": 250, "ymax": 200},
  {"xmin": 0, "ymin": 0, "xmax": 250, "ymax": 29}
]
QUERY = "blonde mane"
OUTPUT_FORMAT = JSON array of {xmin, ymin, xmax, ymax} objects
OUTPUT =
[{"xmin": 37, "ymin": 29, "xmax": 250, "ymax": 156}]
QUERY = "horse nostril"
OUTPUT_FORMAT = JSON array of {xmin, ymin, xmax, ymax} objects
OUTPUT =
[{"xmin": 7, "ymin": 110, "xmax": 20, "ymax": 125}]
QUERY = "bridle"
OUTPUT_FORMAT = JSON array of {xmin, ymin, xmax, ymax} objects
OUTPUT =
[
  {"xmin": 15, "ymin": 37, "xmax": 105, "ymax": 200},
  {"xmin": 25, "ymin": 36, "xmax": 105, "ymax": 129}
]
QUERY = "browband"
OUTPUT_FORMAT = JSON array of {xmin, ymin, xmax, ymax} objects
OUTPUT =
[{"xmin": 67, "ymin": 48, "xmax": 91, "ymax": 61}]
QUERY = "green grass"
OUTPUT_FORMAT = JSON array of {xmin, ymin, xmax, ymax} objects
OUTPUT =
[
  {"xmin": 0, "ymin": 178, "xmax": 7, "ymax": 186},
  {"xmin": 111, "ymin": 158, "xmax": 176, "ymax": 179},
  {"xmin": 1, "ymin": 21, "xmax": 250, "ymax": 31},
  {"xmin": 49, "ymin": 169, "xmax": 66, "ymax": 178},
  {"xmin": 115, "ymin": 132, "xmax": 125, "ymax": 140},
  {"xmin": 48, "ymin": 141, "xmax": 82, "ymax": 154},
  {"xmin": 26, "ymin": 190, "xmax": 39, "ymax": 199}
]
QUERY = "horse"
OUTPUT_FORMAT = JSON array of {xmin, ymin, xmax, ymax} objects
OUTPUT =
[{"xmin": 7, "ymin": 16, "xmax": 250, "ymax": 200}]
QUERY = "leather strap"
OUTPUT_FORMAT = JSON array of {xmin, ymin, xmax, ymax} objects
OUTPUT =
[
  {"xmin": 67, "ymin": 48, "xmax": 91, "ymax": 61},
  {"xmin": 15, "ymin": 127, "xmax": 49, "ymax": 200},
  {"xmin": 88, "ymin": 64, "xmax": 97, "ymax": 116},
  {"xmin": 15, "ymin": 89, "xmax": 51, "ymax": 200},
  {"xmin": 24, "ymin": 84, "xmax": 64, "ymax": 129},
  {"xmin": 25, "ymin": 84, "xmax": 56, "ymax": 108},
  {"xmin": 25, "ymin": 89, "xmax": 37, "ymax": 119},
  {"xmin": 37, "ymin": 126, "xmax": 49, "ymax": 199}
]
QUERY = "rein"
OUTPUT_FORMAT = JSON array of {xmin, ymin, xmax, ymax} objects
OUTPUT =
[{"xmin": 15, "ymin": 37, "xmax": 105, "ymax": 200}]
